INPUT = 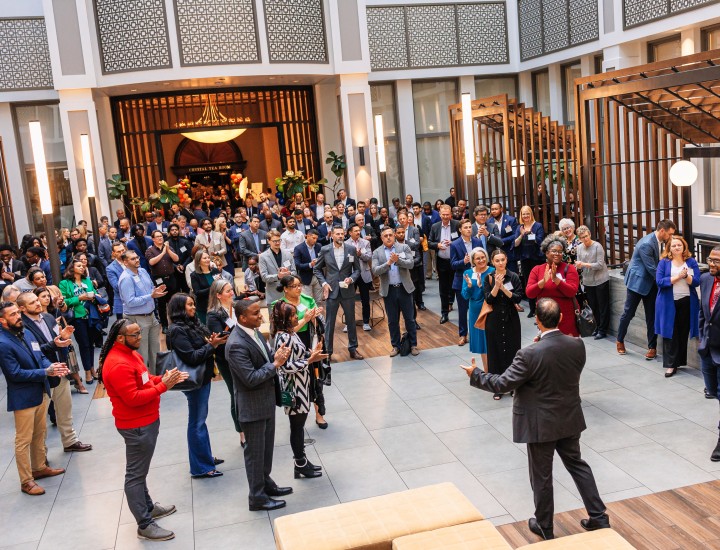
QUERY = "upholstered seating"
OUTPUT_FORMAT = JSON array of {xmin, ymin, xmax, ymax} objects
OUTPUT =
[
  {"xmin": 391, "ymin": 520, "xmax": 512, "ymax": 550},
  {"xmin": 274, "ymin": 483, "xmax": 484, "ymax": 550}
]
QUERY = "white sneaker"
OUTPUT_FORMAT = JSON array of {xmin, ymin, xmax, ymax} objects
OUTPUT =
[
  {"xmin": 363, "ymin": 323, "xmax": 372, "ymax": 331},
  {"xmin": 343, "ymin": 325, "xmax": 348, "ymax": 333}
]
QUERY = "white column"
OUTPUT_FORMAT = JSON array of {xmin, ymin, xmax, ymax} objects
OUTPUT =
[
  {"xmin": 395, "ymin": 79, "xmax": 420, "ymax": 201},
  {"xmin": 0, "ymin": 103, "xmax": 32, "ymax": 239},
  {"xmin": 548, "ymin": 63, "xmax": 563, "ymax": 123},
  {"xmin": 518, "ymin": 71, "xmax": 533, "ymax": 106},
  {"xmin": 314, "ymin": 81, "xmax": 344, "ymax": 185}
]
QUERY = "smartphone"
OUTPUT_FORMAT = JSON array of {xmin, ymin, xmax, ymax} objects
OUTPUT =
[
  {"xmin": 218, "ymin": 331, "xmax": 231, "ymax": 338},
  {"xmin": 57, "ymin": 316, "xmax": 68, "ymax": 329}
]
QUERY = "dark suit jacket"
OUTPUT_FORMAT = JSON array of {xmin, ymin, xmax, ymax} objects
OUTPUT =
[
  {"xmin": 624, "ymin": 232, "xmax": 660, "ymax": 296},
  {"xmin": 22, "ymin": 313, "xmax": 65, "ymax": 388},
  {"xmin": 317, "ymin": 223, "xmax": 334, "ymax": 246},
  {"xmin": 259, "ymin": 218, "xmax": 282, "ymax": 233},
  {"xmin": 699, "ymin": 273, "xmax": 720, "ymax": 364},
  {"xmin": 472, "ymin": 220, "xmax": 504, "ymax": 255},
  {"xmin": 293, "ymin": 241, "xmax": 322, "ymax": 285},
  {"xmin": 0, "ymin": 259, "xmax": 27, "ymax": 288},
  {"xmin": 492, "ymin": 214, "xmax": 519, "ymax": 259},
  {"xmin": 313, "ymin": 243, "xmax": 361, "ymax": 300},
  {"xmin": 0, "ymin": 327, "xmax": 51, "ymax": 411},
  {"xmin": 333, "ymin": 198, "xmax": 356, "ymax": 209},
  {"xmin": 428, "ymin": 220, "xmax": 460, "ymax": 253},
  {"xmin": 450, "ymin": 237, "xmax": 483, "ymax": 290},
  {"xmin": 225, "ymin": 326, "xmax": 280, "ymax": 422},
  {"xmin": 470, "ymin": 330, "xmax": 586, "ymax": 444},
  {"xmin": 237, "ymin": 229, "xmax": 268, "ymax": 259}
]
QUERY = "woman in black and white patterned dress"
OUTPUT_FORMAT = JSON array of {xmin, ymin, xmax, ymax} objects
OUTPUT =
[{"xmin": 272, "ymin": 301, "xmax": 328, "ymax": 479}]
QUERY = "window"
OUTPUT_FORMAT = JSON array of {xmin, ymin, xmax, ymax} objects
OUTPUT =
[
  {"xmin": 412, "ymin": 80, "xmax": 457, "ymax": 203},
  {"xmin": 532, "ymin": 70, "xmax": 551, "ymax": 117},
  {"xmin": 705, "ymin": 158, "xmax": 720, "ymax": 214},
  {"xmin": 562, "ymin": 62, "xmax": 582, "ymax": 127},
  {"xmin": 13, "ymin": 103, "xmax": 73, "ymax": 234},
  {"xmin": 702, "ymin": 24, "xmax": 720, "ymax": 52},
  {"xmin": 648, "ymin": 36, "xmax": 681, "ymax": 62},
  {"xmin": 474, "ymin": 76, "xmax": 517, "ymax": 100},
  {"xmin": 370, "ymin": 83, "xmax": 403, "ymax": 203}
]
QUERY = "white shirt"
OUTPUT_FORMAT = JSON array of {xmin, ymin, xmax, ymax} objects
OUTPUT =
[
  {"xmin": 333, "ymin": 243, "xmax": 345, "ymax": 268},
  {"xmin": 280, "ymin": 229, "xmax": 304, "ymax": 254},
  {"xmin": 671, "ymin": 262, "xmax": 690, "ymax": 300}
]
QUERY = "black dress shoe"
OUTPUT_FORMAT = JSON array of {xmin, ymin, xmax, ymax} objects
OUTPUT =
[
  {"xmin": 705, "ymin": 388, "xmax": 716, "ymax": 400},
  {"xmin": 415, "ymin": 322, "xmax": 422, "ymax": 330},
  {"xmin": 265, "ymin": 486, "xmax": 293, "ymax": 497},
  {"xmin": 249, "ymin": 498, "xmax": 286, "ymax": 511},
  {"xmin": 440, "ymin": 314, "xmax": 449, "ymax": 324},
  {"xmin": 528, "ymin": 518, "xmax": 554, "ymax": 540},
  {"xmin": 580, "ymin": 514, "xmax": 610, "ymax": 531},
  {"xmin": 418, "ymin": 304, "xmax": 427, "ymax": 311},
  {"xmin": 711, "ymin": 438, "xmax": 720, "ymax": 462}
]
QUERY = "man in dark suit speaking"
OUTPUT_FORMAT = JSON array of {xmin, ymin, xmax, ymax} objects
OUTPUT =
[
  {"xmin": 461, "ymin": 298, "xmax": 609, "ymax": 541},
  {"xmin": 226, "ymin": 300, "xmax": 292, "ymax": 511},
  {"xmin": 699, "ymin": 246, "xmax": 720, "ymax": 461}
]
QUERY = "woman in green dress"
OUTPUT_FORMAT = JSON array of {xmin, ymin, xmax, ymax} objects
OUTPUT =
[{"xmin": 273, "ymin": 275, "xmax": 328, "ymax": 429}]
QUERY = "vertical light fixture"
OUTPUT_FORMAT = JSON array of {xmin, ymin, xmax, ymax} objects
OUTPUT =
[
  {"xmin": 28, "ymin": 121, "xmax": 61, "ymax": 284},
  {"xmin": 80, "ymin": 134, "xmax": 100, "ymax": 251},
  {"xmin": 461, "ymin": 93, "xmax": 478, "ymax": 207},
  {"xmin": 375, "ymin": 114, "xmax": 388, "ymax": 207}
]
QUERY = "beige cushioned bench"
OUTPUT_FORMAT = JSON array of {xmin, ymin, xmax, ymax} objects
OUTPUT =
[
  {"xmin": 392, "ymin": 520, "xmax": 512, "ymax": 550},
  {"xmin": 274, "ymin": 483, "xmax": 484, "ymax": 550},
  {"xmin": 517, "ymin": 529, "xmax": 635, "ymax": 549}
]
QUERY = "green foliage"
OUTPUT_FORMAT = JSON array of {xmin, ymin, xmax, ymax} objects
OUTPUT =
[
  {"xmin": 105, "ymin": 174, "xmax": 129, "ymax": 200},
  {"xmin": 325, "ymin": 151, "xmax": 347, "ymax": 180}
]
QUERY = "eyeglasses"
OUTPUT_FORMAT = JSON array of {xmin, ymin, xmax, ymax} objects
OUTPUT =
[
  {"xmin": 548, "ymin": 249, "xmax": 564, "ymax": 255},
  {"xmin": 286, "ymin": 284, "xmax": 301, "ymax": 289},
  {"xmin": 124, "ymin": 332, "xmax": 142, "ymax": 339},
  {"xmin": 708, "ymin": 258, "xmax": 720, "ymax": 265}
]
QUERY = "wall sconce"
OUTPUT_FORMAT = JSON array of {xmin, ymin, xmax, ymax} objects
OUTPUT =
[{"xmin": 358, "ymin": 146, "xmax": 366, "ymax": 167}]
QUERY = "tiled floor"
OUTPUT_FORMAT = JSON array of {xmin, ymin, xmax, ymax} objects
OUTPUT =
[{"xmin": 1, "ymin": 281, "xmax": 718, "ymax": 549}]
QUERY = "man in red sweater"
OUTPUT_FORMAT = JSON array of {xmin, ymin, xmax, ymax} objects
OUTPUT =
[{"xmin": 100, "ymin": 319, "xmax": 187, "ymax": 542}]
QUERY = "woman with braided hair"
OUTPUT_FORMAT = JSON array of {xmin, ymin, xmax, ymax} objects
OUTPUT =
[{"xmin": 100, "ymin": 318, "xmax": 188, "ymax": 542}]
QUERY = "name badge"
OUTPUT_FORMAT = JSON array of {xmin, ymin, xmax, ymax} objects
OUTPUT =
[
  {"xmin": 283, "ymin": 260, "xmax": 291, "ymax": 268},
  {"xmin": 213, "ymin": 274, "xmax": 221, "ymax": 280},
  {"xmin": 297, "ymin": 304, "xmax": 307, "ymax": 313},
  {"xmin": 409, "ymin": 238, "xmax": 416, "ymax": 243},
  {"xmin": 399, "ymin": 253, "xmax": 406, "ymax": 259},
  {"xmin": 379, "ymin": 224, "xmax": 385, "ymax": 229},
  {"xmin": 349, "ymin": 256, "xmax": 355, "ymax": 263},
  {"xmin": 505, "ymin": 225, "xmax": 512, "ymax": 233},
  {"xmin": 471, "ymin": 273, "xmax": 479, "ymax": 281},
  {"xmin": 180, "ymin": 246, "xmax": 187, "ymax": 252},
  {"xmin": 260, "ymin": 239, "xmax": 267, "ymax": 245},
  {"xmin": 527, "ymin": 234, "xmax": 536, "ymax": 241},
  {"xmin": 155, "ymin": 278, "xmax": 163, "ymax": 285},
  {"xmin": 31, "ymin": 341, "xmax": 41, "ymax": 352},
  {"xmin": 225, "ymin": 316, "xmax": 237, "ymax": 328},
  {"xmin": 141, "ymin": 371, "xmax": 149, "ymax": 385},
  {"xmin": 451, "ymin": 232, "xmax": 458, "ymax": 239},
  {"xmin": 504, "ymin": 282, "xmax": 514, "ymax": 290}
]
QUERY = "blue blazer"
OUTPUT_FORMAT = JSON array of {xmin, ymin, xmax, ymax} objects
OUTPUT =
[
  {"xmin": 147, "ymin": 220, "xmax": 169, "ymax": 234},
  {"xmin": 654, "ymin": 258, "xmax": 700, "ymax": 340},
  {"xmin": 293, "ymin": 241, "xmax": 322, "ymax": 285},
  {"xmin": 127, "ymin": 236, "xmax": 154, "ymax": 272},
  {"xmin": 0, "ymin": 327, "xmax": 51, "ymax": 412},
  {"xmin": 624, "ymin": 233, "xmax": 660, "ymax": 296},
  {"xmin": 494, "ymin": 214, "xmax": 519, "ymax": 260},
  {"xmin": 450, "ymin": 237, "xmax": 483, "ymax": 290},
  {"xmin": 699, "ymin": 272, "xmax": 720, "ymax": 364},
  {"xmin": 317, "ymin": 223, "xmax": 334, "ymax": 246},
  {"xmin": 514, "ymin": 222, "xmax": 546, "ymax": 261}
]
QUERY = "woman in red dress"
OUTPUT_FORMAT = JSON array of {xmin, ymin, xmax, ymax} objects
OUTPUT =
[{"xmin": 525, "ymin": 236, "xmax": 580, "ymax": 336}]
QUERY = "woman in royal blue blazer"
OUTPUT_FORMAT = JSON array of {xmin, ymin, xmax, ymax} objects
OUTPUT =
[{"xmin": 655, "ymin": 235, "xmax": 700, "ymax": 377}]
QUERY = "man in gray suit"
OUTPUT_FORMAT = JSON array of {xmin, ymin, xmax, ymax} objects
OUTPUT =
[
  {"xmin": 372, "ymin": 227, "xmax": 418, "ymax": 357},
  {"xmin": 226, "ymin": 300, "xmax": 292, "ymax": 511},
  {"xmin": 259, "ymin": 229, "xmax": 297, "ymax": 305},
  {"xmin": 462, "ymin": 298, "xmax": 609, "ymax": 541},
  {"xmin": 237, "ymin": 216, "xmax": 268, "ymax": 268},
  {"xmin": 313, "ymin": 225, "xmax": 363, "ymax": 360},
  {"xmin": 347, "ymin": 222, "xmax": 373, "ymax": 331}
]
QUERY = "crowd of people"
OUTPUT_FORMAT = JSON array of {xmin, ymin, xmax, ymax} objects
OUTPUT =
[{"xmin": 1, "ymin": 182, "xmax": 719, "ymax": 542}]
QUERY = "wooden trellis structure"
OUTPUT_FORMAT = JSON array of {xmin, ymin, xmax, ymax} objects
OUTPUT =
[
  {"xmin": 449, "ymin": 94, "xmax": 582, "ymax": 234},
  {"xmin": 575, "ymin": 49, "xmax": 720, "ymax": 264}
]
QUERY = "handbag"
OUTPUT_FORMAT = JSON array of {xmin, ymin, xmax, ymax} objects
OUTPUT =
[
  {"xmin": 474, "ymin": 276, "xmax": 494, "ymax": 330},
  {"xmin": 280, "ymin": 389, "xmax": 297, "ymax": 408},
  {"xmin": 66, "ymin": 344, "xmax": 80, "ymax": 374},
  {"xmin": 156, "ymin": 350, "xmax": 205, "ymax": 391},
  {"xmin": 573, "ymin": 295, "xmax": 596, "ymax": 337}
]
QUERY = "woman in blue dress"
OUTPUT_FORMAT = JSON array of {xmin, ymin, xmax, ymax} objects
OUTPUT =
[{"xmin": 462, "ymin": 247, "xmax": 495, "ymax": 371}]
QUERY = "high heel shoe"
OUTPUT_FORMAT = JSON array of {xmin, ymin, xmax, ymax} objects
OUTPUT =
[
  {"xmin": 304, "ymin": 454, "xmax": 322, "ymax": 472},
  {"xmin": 665, "ymin": 368, "xmax": 677, "ymax": 378},
  {"xmin": 294, "ymin": 458, "xmax": 322, "ymax": 478}
]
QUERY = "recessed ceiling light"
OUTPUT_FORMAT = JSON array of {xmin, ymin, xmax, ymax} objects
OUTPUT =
[
  {"xmin": 130, "ymin": 89, "xmax": 137, "ymax": 92},
  {"xmin": 163, "ymin": 82, "xmax": 170, "ymax": 86},
  {"xmin": 292, "ymin": 80, "xmax": 299, "ymax": 83},
  {"xmin": 217, "ymin": 77, "xmax": 226, "ymax": 81},
  {"xmin": 269, "ymin": 77, "xmax": 276, "ymax": 80}
]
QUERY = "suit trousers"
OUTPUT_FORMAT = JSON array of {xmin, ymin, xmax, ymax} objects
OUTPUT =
[
  {"xmin": 455, "ymin": 289, "xmax": 469, "ymax": 337},
  {"xmin": 436, "ymin": 257, "xmax": 454, "ymax": 314},
  {"xmin": 50, "ymin": 376, "xmax": 78, "ymax": 448},
  {"xmin": 384, "ymin": 285, "xmax": 417, "ymax": 348},
  {"xmin": 14, "ymin": 394, "xmax": 49, "ymax": 484},
  {"xmin": 663, "ymin": 296, "xmax": 690, "ymax": 370},
  {"xmin": 117, "ymin": 419, "xmax": 159, "ymax": 529},
  {"xmin": 701, "ymin": 356, "xmax": 720, "ymax": 429},
  {"xmin": 356, "ymin": 278, "xmax": 372, "ymax": 324},
  {"xmin": 127, "ymin": 313, "xmax": 161, "ymax": 374},
  {"xmin": 302, "ymin": 276, "xmax": 324, "ymax": 308},
  {"xmin": 242, "ymin": 415, "xmax": 277, "ymax": 505},
  {"xmin": 616, "ymin": 285, "xmax": 658, "ymax": 349},
  {"xmin": 527, "ymin": 435, "xmax": 606, "ymax": 529},
  {"xmin": 411, "ymin": 264, "xmax": 425, "ymax": 309},
  {"xmin": 424, "ymin": 249, "xmax": 436, "ymax": 278},
  {"xmin": 325, "ymin": 296, "xmax": 358, "ymax": 354}
]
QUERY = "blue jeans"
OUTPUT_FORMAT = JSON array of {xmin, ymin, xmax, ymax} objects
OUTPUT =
[
  {"xmin": 616, "ymin": 286, "xmax": 658, "ymax": 349},
  {"xmin": 183, "ymin": 382, "xmax": 214, "ymax": 476}
]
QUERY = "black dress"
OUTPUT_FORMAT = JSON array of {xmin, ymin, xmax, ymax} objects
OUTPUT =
[{"xmin": 483, "ymin": 271, "xmax": 523, "ymax": 376}]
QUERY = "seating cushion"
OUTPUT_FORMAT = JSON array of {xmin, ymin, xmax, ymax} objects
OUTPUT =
[
  {"xmin": 392, "ymin": 520, "xmax": 512, "ymax": 550},
  {"xmin": 516, "ymin": 529, "xmax": 635, "ymax": 549},
  {"xmin": 274, "ymin": 483, "xmax": 484, "ymax": 550}
]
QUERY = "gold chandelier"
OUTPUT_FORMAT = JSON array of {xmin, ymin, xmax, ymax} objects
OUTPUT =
[{"xmin": 179, "ymin": 96, "xmax": 246, "ymax": 144}]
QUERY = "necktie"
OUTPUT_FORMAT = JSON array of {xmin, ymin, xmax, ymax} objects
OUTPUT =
[
  {"xmin": 711, "ymin": 280, "xmax": 720, "ymax": 312},
  {"xmin": 254, "ymin": 329, "xmax": 270, "ymax": 362}
]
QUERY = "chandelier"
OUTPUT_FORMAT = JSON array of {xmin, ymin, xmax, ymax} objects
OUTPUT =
[{"xmin": 179, "ymin": 96, "xmax": 247, "ymax": 144}]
